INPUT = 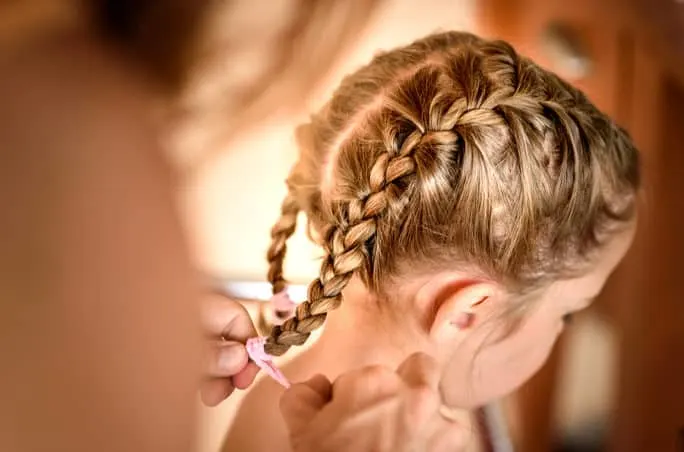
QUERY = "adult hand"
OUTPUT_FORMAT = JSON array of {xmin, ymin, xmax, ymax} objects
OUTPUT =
[
  {"xmin": 200, "ymin": 293, "xmax": 260, "ymax": 406},
  {"xmin": 280, "ymin": 353, "xmax": 469, "ymax": 452}
]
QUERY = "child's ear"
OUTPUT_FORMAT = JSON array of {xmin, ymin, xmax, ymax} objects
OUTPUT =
[{"xmin": 427, "ymin": 281, "xmax": 499, "ymax": 346}]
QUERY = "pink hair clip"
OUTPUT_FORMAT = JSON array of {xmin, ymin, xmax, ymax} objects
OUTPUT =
[
  {"xmin": 246, "ymin": 337, "xmax": 291, "ymax": 388},
  {"xmin": 270, "ymin": 290, "xmax": 296, "ymax": 325}
]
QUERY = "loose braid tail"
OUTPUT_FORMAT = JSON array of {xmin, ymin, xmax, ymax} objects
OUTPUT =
[
  {"xmin": 258, "ymin": 186, "xmax": 300, "ymax": 335},
  {"xmin": 266, "ymin": 188, "xmax": 300, "ymax": 296}
]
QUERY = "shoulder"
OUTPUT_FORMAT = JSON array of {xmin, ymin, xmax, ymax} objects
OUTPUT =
[
  {"xmin": 0, "ymin": 31, "xmax": 177, "ymax": 264},
  {"xmin": 0, "ymin": 29, "xmax": 191, "ymax": 325},
  {"xmin": 0, "ymin": 2, "xmax": 82, "ymax": 51},
  {"xmin": 223, "ymin": 377, "xmax": 291, "ymax": 452},
  {"xmin": 0, "ymin": 31, "xmax": 162, "ymax": 148},
  {"xmin": 0, "ymin": 27, "xmax": 202, "ymax": 452},
  {"xmin": 0, "ymin": 32, "xmax": 173, "ymax": 224}
]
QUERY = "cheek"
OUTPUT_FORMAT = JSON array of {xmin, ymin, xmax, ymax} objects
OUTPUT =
[
  {"xmin": 479, "ymin": 318, "xmax": 561, "ymax": 395},
  {"xmin": 441, "ymin": 313, "xmax": 563, "ymax": 408}
]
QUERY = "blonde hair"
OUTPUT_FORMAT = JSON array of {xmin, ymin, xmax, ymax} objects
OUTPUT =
[{"xmin": 264, "ymin": 31, "xmax": 639, "ymax": 356}]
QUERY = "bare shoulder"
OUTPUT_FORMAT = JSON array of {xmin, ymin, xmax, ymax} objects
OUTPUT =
[{"xmin": 223, "ymin": 377, "xmax": 291, "ymax": 452}]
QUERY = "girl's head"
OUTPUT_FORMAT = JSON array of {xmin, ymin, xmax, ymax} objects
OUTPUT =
[{"xmin": 265, "ymin": 32, "xmax": 639, "ymax": 406}]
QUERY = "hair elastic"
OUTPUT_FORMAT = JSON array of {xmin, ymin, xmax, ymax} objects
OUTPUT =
[
  {"xmin": 245, "ymin": 336, "xmax": 291, "ymax": 388},
  {"xmin": 271, "ymin": 290, "xmax": 296, "ymax": 323}
]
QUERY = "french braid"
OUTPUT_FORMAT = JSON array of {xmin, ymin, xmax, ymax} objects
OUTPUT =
[
  {"xmin": 262, "ymin": 31, "xmax": 640, "ymax": 356},
  {"xmin": 264, "ymin": 127, "xmax": 429, "ymax": 356}
]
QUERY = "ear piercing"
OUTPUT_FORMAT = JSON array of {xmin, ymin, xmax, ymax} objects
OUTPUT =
[
  {"xmin": 450, "ymin": 296, "xmax": 488, "ymax": 329},
  {"xmin": 450, "ymin": 310, "xmax": 475, "ymax": 329}
]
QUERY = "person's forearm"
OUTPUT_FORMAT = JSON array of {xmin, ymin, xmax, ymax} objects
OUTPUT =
[{"xmin": 0, "ymin": 44, "xmax": 203, "ymax": 450}]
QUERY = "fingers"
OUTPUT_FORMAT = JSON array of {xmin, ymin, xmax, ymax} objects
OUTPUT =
[
  {"xmin": 332, "ymin": 365, "xmax": 401, "ymax": 412},
  {"xmin": 302, "ymin": 374, "xmax": 333, "ymax": 402},
  {"xmin": 396, "ymin": 352, "xmax": 440, "ymax": 390},
  {"xmin": 201, "ymin": 294, "xmax": 257, "ymax": 341},
  {"xmin": 206, "ymin": 340, "xmax": 249, "ymax": 377},
  {"xmin": 280, "ymin": 374, "xmax": 333, "ymax": 435},
  {"xmin": 231, "ymin": 362, "xmax": 260, "ymax": 390},
  {"xmin": 199, "ymin": 295, "xmax": 260, "ymax": 406},
  {"xmin": 200, "ymin": 345, "xmax": 259, "ymax": 406},
  {"xmin": 200, "ymin": 378, "xmax": 235, "ymax": 407},
  {"xmin": 396, "ymin": 353, "xmax": 443, "ymax": 435},
  {"xmin": 280, "ymin": 361, "xmax": 470, "ymax": 452},
  {"xmin": 427, "ymin": 418, "xmax": 469, "ymax": 452}
]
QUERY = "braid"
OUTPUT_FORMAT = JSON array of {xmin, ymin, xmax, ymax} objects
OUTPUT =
[
  {"xmin": 265, "ymin": 129, "xmax": 425, "ymax": 356},
  {"xmin": 258, "ymin": 188, "xmax": 300, "ymax": 335},
  {"xmin": 266, "ymin": 188, "xmax": 300, "ymax": 295}
]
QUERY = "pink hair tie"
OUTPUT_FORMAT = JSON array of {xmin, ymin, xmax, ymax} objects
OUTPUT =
[
  {"xmin": 246, "ymin": 337, "xmax": 291, "ymax": 388},
  {"xmin": 270, "ymin": 290, "xmax": 296, "ymax": 325}
]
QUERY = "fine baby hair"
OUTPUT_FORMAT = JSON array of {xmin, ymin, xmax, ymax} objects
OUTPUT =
[{"xmin": 263, "ymin": 31, "xmax": 639, "ymax": 357}]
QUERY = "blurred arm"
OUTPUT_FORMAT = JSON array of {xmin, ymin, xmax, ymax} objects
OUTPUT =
[{"xmin": 0, "ymin": 36, "xmax": 202, "ymax": 452}]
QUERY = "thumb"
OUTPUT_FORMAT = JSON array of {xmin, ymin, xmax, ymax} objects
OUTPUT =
[
  {"xmin": 427, "ymin": 415, "xmax": 470, "ymax": 452},
  {"xmin": 280, "ymin": 374, "xmax": 332, "ymax": 435},
  {"xmin": 396, "ymin": 352, "xmax": 440, "ymax": 390}
]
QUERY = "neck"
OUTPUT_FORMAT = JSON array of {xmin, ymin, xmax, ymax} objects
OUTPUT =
[
  {"xmin": 290, "ymin": 291, "xmax": 431, "ymax": 382},
  {"xmin": 281, "ymin": 287, "xmax": 476, "ymax": 438}
]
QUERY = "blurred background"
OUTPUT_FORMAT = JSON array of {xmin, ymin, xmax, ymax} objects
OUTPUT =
[{"xmin": 179, "ymin": 0, "xmax": 684, "ymax": 451}]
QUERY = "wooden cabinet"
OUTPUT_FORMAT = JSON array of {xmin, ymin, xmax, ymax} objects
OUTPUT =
[
  {"xmin": 478, "ymin": 1, "xmax": 684, "ymax": 450},
  {"xmin": 479, "ymin": 0, "xmax": 626, "ymax": 117}
]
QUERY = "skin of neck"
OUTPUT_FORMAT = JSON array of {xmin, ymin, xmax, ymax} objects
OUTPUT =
[
  {"xmin": 280, "ymin": 274, "xmax": 476, "ymax": 436},
  {"xmin": 288, "ymin": 276, "xmax": 436, "ymax": 382}
]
